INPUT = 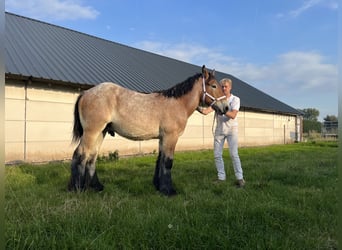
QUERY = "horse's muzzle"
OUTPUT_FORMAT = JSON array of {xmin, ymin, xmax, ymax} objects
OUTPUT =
[{"xmin": 213, "ymin": 101, "xmax": 229, "ymax": 115}]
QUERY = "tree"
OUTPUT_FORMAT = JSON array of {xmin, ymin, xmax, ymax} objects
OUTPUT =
[
  {"xmin": 303, "ymin": 120, "xmax": 321, "ymax": 133},
  {"xmin": 300, "ymin": 108, "xmax": 321, "ymax": 133},
  {"xmin": 301, "ymin": 108, "xmax": 320, "ymax": 121},
  {"xmin": 323, "ymin": 115, "xmax": 338, "ymax": 122}
]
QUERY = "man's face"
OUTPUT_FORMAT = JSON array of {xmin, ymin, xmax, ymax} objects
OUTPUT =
[{"xmin": 222, "ymin": 84, "xmax": 231, "ymax": 96}]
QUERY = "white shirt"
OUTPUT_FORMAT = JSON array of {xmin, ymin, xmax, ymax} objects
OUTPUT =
[{"xmin": 215, "ymin": 94, "xmax": 240, "ymax": 133}]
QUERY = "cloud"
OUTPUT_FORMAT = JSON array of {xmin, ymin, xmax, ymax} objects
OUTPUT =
[
  {"xmin": 235, "ymin": 52, "xmax": 338, "ymax": 115},
  {"xmin": 136, "ymin": 41, "xmax": 213, "ymax": 63},
  {"xmin": 135, "ymin": 41, "xmax": 338, "ymax": 96},
  {"xmin": 135, "ymin": 41, "xmax": 237, "ymax": 68},
  {"xmin": 289, "ymin": 0, "xmax": 322, "ymax": 18},
  {"xmin": 5, "ymin": 0, "xmax": 99, "ymax": 21},
  {"xmin": 270, "ymin": 51, "xmax": 337, "ymax": 90},
  {"xmin": 219, "ymin": 51, "xmax": 337, "ymax": 98},
  {"xmin": 135, "ymin": 40, "xmax": 337, "ymax": 118},
  {"xmin": 277, "ymin": 0, "xmax": 338, "ymax": 19}
]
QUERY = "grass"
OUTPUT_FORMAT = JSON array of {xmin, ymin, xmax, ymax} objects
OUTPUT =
[{"xmin": 5, "ymin": 142, "xmax": 338, "ymax": 249}]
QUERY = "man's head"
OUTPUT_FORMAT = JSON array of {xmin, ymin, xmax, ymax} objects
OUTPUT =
[{"xmin": 219, "ymin": 78, "xmax": 232, "ymax": 96}]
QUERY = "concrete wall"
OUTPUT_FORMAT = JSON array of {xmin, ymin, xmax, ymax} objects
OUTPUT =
[
  {"xmin": 5, "ymin": 80, "xmax": 300, "ymax": 163},
  {"xmin": 5, "ymin": 80, "xmax": 78, "ymax": 162}
]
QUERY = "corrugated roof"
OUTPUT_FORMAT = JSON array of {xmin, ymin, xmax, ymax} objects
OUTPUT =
[{"xmin": 5, "ymin": 12, "xmax": 301, "ymax": 115}]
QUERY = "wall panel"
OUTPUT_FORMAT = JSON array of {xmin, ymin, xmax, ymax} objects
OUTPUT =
[{"xmin": 5, "ymin": 80, "xmax": 300, "ymax": 163}]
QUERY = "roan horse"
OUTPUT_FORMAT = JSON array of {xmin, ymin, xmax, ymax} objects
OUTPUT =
[{"xmin": 68, "ymin": 65, "xmax": 229, "ymax": 196}]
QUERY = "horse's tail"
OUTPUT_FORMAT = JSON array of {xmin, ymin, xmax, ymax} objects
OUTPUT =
[{"xmin": 72, "ymin": 94, "xmax": 83, "ymax": 143}]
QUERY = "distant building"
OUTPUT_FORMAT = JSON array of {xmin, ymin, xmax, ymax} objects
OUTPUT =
[
  {"xmin": 322, "ymin": 121, "xmax": 338, "ymax": 138},
  {"xmin": 5, "ymin": 12, "xmax": 303, "ymax": 163}
]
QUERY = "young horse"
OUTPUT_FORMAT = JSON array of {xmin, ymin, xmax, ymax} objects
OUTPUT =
[{"xmin": 69, "ymin": 65, "xmax": 229, "ymax": 196}]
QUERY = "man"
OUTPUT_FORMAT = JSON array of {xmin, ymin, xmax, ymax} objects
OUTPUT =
[{"xmin": 197, "ymin": 78, "xmax": 245, "ymax": 188}]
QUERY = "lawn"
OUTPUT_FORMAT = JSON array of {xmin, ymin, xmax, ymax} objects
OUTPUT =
[{"xmin": 5, "ymin": 142, "xmax": 338, "ymax": 249}]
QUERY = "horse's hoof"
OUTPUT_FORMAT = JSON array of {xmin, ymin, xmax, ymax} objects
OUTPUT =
[
  {"xmin": 67, "ymin": 186, "xmax": 83, "ymax": 192},
  {"xmin": 67, "ymin": 182, "xmax": 86, "ymax": 192},
  {"xmin": 92, "ymin": 184, "xmax": 104, "ymax": 192},
  {"xmin": 159, "ymin": 186, "xmax": 177, "ymax": 197},
  {"xmin": 67, "ymin": 183, "xmax": 78, "ymax": 192},
  {"xmin": 167, "ymin": 190, "xmax": 177, "ymax": 197}
]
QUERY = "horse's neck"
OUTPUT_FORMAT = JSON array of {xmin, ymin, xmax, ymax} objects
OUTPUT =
[{"xmin": 181, "ymin": 79, "xmax": 202, "ymax": 116}]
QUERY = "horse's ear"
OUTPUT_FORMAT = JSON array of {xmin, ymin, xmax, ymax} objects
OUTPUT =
[
  {"xmin": 212, "ymin": 69, "xmax": 215, "ymax": 76},
  {"xmin": 202, "ymin": 65, "xmax": 209, "ymax": 79}
]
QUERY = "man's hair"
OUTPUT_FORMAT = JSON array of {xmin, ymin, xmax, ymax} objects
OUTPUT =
[{"xmin": 219, "ymin": 78, "xmax": 232, "ymax": 87}]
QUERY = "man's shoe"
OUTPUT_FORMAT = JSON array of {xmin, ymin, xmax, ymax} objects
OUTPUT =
[
  {"xmin": 235, "ymin": 179, "xmax": 245, "ymax": 188},
  {"xmin": 213, "ymin": 179, "xmax": 226, "ymax": 184}
]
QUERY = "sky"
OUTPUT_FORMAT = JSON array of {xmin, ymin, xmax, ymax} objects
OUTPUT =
[{"xmin": 5, "ymin": 0, "xmax": 339, "ymax": 121}]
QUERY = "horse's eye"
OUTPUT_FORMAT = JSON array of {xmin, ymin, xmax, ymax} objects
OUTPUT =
[{"xmin": 211, "ymin": 84, "xmax": 217, "ymax": 89}]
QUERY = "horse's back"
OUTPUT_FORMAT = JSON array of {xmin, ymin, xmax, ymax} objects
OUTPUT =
[
  {"xmin": 78, "ymin": 82, "xmax": 164, "ymax": 140},
  {"xmin": 79, "ymin": 81, "xmax": 194, "ymax": 141},
  {"xmin": 78, "ymin": 82, "xmax": 121, "ymax": 127},
  {"xmin": 85, "ymin": 82, "xmax": 125, "ymax": 96}
]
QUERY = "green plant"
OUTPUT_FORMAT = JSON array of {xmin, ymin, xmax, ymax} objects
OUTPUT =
[{"xmin": 98, "ymin": 150, "xmax": 119, "ymax": 162}]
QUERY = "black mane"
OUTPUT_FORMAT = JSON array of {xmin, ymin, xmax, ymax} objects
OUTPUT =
[{"xmin": 156, "ymin": 73, "xmax": 202, "ymax": 98}]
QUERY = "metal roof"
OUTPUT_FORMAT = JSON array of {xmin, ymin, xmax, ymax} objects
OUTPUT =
[{"xmin": 5, "ymin": 12, "xmax": 301, "ymax": 115}]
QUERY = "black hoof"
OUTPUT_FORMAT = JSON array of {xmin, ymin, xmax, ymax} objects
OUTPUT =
[
  {"xmin": 91, "ymin": 183, "xmax": 104, "ymax": 192},
  {"xmin": 159, "ymin": 186, "xmax": 177, "ymax": 197},
  {"xmin": 67, "ymin": 185, "xmax": 84, "ymax": 192},
  {"xmin": 67, "ymin": 180, "xmax": 84, "ymax": 192},
  {"xmin": 67, "ymin": 185, "xmax": 74, "ymax": 192}
]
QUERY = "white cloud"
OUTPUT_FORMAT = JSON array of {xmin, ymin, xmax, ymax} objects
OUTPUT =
[
  {"xmin": 277, "ymin": 0, "xmax": 338, "ymax": 19},
  {"xmin": 228, "ymin": 51, "xmax": 337, "ymax": 91},
  {"xmin": 136, "ymin": 41, "xmax": 214, "ymax": 63},
  {"xmin": 272, "ymin": 51, "xmax": 337, "ymax": 90},
  {"xmin": 5, "ymin": 0, "xmax": 99, "ymax": 21},
  {"xmin": 135, "ymin": 40, "xmax": 338, "ymax": 118},
  {"xmin": 289, "ymin": 0, "xmax": 321, "ymax": 18},
  {"xmin": 220, "ymin": 51, "xmax": 337, "ymax": 104},
  {"xmin": 135, "ymin": 41, "xmax": 237, "ymax": 69},
  {"xmin": 136, "ymin": 41, "xmax": 337, "ymax": 93}
]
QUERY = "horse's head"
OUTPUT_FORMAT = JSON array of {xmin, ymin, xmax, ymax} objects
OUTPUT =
[{"xmin": 201, "ymin": 65, "xmax": 229, "ymax": 114}]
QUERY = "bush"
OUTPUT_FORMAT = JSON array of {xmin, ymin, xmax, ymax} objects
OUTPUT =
[
  {"xmin": 303, "ymin": 120, "xmax": 321, "ymax": 133},
  {"xmin": 98, "ymin": 150, "xmax": 119, "ymax": 162}
]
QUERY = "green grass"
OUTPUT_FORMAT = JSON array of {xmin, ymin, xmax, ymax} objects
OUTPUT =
[{"xmin": 5, "ymin": 142, "xmax": 338, "ymax": 249}]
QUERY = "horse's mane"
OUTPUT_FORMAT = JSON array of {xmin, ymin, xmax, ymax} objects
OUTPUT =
[{"xmin": 156, "ymin": 73, "xmax": 202, "ymax": 98}]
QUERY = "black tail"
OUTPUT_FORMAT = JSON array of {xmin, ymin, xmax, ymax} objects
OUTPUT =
[{"xmin": 72, "ymin": 94, "xmax": 83, "ymax": 143}]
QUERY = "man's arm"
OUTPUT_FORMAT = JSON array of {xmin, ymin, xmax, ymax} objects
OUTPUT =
[
  {"xmin": 225, "ymin": 109, "xmax": 238, "ymax": 119},
  {"xmin": 197, "ymin": 106, "xmax": 214, "ymax": 115}
]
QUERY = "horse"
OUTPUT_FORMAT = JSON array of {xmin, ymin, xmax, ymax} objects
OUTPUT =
[{"xmin": 68, "ymin": 65, "xmax": 229, "ymax": 196}]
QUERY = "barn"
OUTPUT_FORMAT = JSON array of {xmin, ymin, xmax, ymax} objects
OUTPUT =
[{"xmin": 5, "ymin": 12, "xmax": 303, "ymax": 163}]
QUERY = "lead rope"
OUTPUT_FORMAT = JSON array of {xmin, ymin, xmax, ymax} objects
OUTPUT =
[{"xmin": 212, "ymin": 111, "xmax": 217, "ymax": 136}]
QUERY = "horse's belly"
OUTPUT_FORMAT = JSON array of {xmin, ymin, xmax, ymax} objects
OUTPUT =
[
  {"xmin": 117, "ymin": 131, "xmax": 159, "ymax": 141},
  {"xmin": 114, "ymin": 123, "xmax": 159, "ymax": 141}
]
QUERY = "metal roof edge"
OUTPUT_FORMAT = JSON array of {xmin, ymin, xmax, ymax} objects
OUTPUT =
[
  {"xmin": 5, "ymin": 73, "xmax": 93, "ymax": 90},
  {"xmin": 243, "ymin": 106, "xmax": 302, "ymax": 116}
]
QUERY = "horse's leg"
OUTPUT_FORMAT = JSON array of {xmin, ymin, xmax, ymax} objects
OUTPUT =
[
  {"xmin": 84, "ymin": 132, "xmax": 105, "ymax": 191},
  {"xmin": 68, "ymin": 141, "xmax": 87, "ymax": 191},
  {"xmin": 153, "ymin": 151, "xmax": 162, "ymax": 190},
  {"xmin": 84, "ymin": 154, "xmax": 103, "ymax": 191},
  {"xmin": 68, "ymin": 131, "xmax": 104, "ymax": 191},
  {"xmin": 154, "ymin": 135, "xmax": 178, "ymax": 196}
]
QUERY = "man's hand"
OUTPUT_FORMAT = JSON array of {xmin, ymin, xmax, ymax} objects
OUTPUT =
[{"xmin": 196, "ymin": 106, "xmax": 204, "ymax": 113}]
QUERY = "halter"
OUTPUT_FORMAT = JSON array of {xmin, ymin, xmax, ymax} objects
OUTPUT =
[{"xmin": 201, "ymin": 76, "xmax": 226, "ymax": 107}]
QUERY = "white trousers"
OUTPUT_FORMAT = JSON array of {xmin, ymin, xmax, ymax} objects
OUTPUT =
[{"xmin": 213, "ymin": 127, "xmax": 243, "ymax": 181}]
